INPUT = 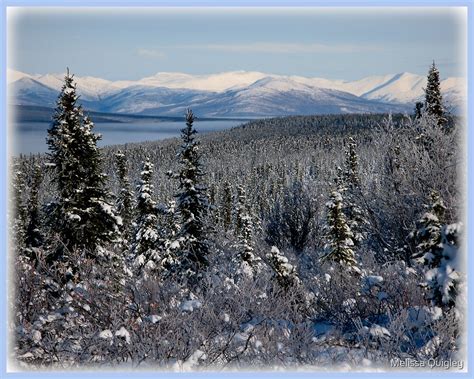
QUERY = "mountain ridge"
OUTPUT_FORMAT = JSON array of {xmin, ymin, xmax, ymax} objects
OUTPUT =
[{"xmin": 8, "ymin": 68, "xmax": 465, "ymax": 118}]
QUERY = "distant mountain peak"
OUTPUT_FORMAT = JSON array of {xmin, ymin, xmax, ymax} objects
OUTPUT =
[{"xmin": 8, "ymin": 68, "xmax": 465, "ymax": 117}]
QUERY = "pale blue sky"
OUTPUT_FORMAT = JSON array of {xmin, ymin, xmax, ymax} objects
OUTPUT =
[{"xmin": 7, "ymin": 7, "xmax": 467, "ymax": 80}]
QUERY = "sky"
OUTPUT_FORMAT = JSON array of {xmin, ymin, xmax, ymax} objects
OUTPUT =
[{"xmin": 7, "ymin": 7, "xmax": 467, "ymax": 81}]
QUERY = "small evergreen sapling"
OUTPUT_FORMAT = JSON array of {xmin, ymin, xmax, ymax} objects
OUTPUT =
[
  {"xmin": 428, "ymin": 223, "xmax": 460, "ymax": 307},
  {"xmin": 321, "ymin": 190, "xmax": 358, "ymax": 269},
  {"xmin": 233, "ymin": 185, "xmax": 262, "ymax": 275},
  {"xmin": 411, "ymin": 191, "xmax": 460, "ymax": 307},
  {"xmin": 266, "ymin": 246, "xmax": 300, "ymax": 289},
  {"xmin": 411, "ymin": 191, "xmax": 445, "ymax": 263}
]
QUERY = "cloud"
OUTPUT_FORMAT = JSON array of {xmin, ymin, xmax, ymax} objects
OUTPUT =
[
  {"xmin": 138, "ymin": 42, "xmax": 381, "ymax": 57},
  {"xmin": 137, "ymin": 48, "xmax": 166, "ymax": 58},
  {"xmin": 184, "ymin": 42, "xmax": 381, "ymax": 54}
]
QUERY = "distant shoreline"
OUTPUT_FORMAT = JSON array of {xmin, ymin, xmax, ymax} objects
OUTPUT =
[{"xmin": 10, "ymin": 105, "xmax": 255, "ymax": 124}]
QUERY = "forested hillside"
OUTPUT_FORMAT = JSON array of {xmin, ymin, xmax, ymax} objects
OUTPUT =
[{"xmin": 11, "ymin": 71, "xmax": 464, "ymax": 369}]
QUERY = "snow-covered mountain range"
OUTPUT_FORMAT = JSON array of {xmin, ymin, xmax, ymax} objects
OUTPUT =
[{"xmin": 8, "ymin": 69, "xmax": 465, "ymax": 118}]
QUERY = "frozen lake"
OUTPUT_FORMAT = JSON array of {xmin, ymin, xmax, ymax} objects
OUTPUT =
[{"xmin": 11, "ymin": 119, "xmax": 245, "ymax": 156}]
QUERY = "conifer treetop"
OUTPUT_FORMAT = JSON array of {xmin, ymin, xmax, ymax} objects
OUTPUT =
[{"xmin": 424, "ymin": 60, "xmax": 447, "ymax": 127}]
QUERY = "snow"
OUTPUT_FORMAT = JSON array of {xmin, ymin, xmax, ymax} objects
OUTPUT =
[
  {"xmin": 364, "ymin": 275, "xmax": 384, "ymax": 287},
  {"xmin": 149, "ymin": 315, "xmax": 162, "ymax": 324},
  {"xmin": 181, "ymin": 349, "xmax": 207, "ymax": 370},
  {"xmin": 7, "ymin": 68, "xmax": 31, "ymax": 83},
  {"xmin": 18, "ymin": 352, "xmax": 35, "ymax": 359},
  {"xmin": 406, "ymin": 306, "xmax": 442, "ymax": 328},
  {"xmin": 343, "ymin": 298, "xmax": 356, "ymax": 309},
  {"xmin": 114, "ymin": 327, "xmax": 131, "ymax": 344},
  {"xmin": 67, "ymin": 213, "xmax": 81, "ymax": 222},
  {"xmin": 135, "ymin": 254, "xmax": 145, "ymax": 267},
  {"xmin": 368, "ymin": 325, "xmax": 391, "ymax": 339},
  {"xmin": 32, "ymin": 330, "xmax": 41, "ymax": 343},
  {"xmin": 99, "ymin": 329, "xmax": 113, "ymax": 339},
  {"xmin": 313, "ymin": 322, "xmax": 334, "ymax": 339},
  {"xmin": 169, "ymin": 240, "xmax": 180, "ymax": 250},
  {"xmin": 233, "ymin": 332, "xmax": 249, "ymax": 343},
  {"xmin": 99, "ymin": 202, "xmax": 122, "ymax": 226},
  {"xmin": 179, "ymin": 300, "xmax": 202, "ymax": 312},
  {"xmin": 10, "ymin": 68, "xmax": 465, "ymax": 108},
  {"xmin": 126, "ymin": 70, "xmax": 270, "ymax": 92}
]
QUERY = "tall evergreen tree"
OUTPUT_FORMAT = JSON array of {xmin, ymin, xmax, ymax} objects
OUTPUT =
[
  {"xmin": 342, "ymin": 138, "xmax": 366, "ymax": 246},
  {"xmin": 46, "ymin": 69, "xmax": 121, "ymax": 259},
  {"xmin": 344, "ymin": 137, "xmax": 360, "ymax": 188},
  {"xmin": 130, "ymin": 157, "xmax": 161, "ymax": 276},
  {"xmin": 424, "ymin": 61, "xmax": 447, "ymax": 127},
  {"xmin": 175, "ymin": 109, "xmax": 211, "ymax": 279}
]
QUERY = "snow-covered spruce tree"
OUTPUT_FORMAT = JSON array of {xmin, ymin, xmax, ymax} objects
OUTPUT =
[
  {"xmin": 428, "ymin": 223, "xmax": 460, "ymax": 308},
  {"xmin": 424, "ymin": 61, "xmax": 447, "ymax": 128},
  {"xmin": 130, "ymin": 157, "xmax": 161, "ymax": 277},
  {"xmin": 115, "ymin": 150, "xmax": 134, "ymax": 241},
  {"xmin": 266, "ymin": 246, "xmax": 300, "ymax": 290},
  {"xmin": 155, "ymin": 199, "xmax": 181, "ymax": 274},
  {"xmin": 174, "ymin": 109, "xmax": 211, "ymax": 281},
  {"xmin": 411, "ymin": 191, "xmax": 445, "ymax": 263},
  {"xmin": 46, "ymin": 70, "xmax": 121, "ymax": 260},
  {"xmin": 321, "ymin": 190, "xmax": 358, "ymax": 269},
  {"xmin": 333, "ymin": 166, "xmax": 346, "ymax": 193},
  {"xmin": 233, "ymin": 184, "xmax": 262, "ymax": 275},
  {"xmin": 24, "ymin": 163, "xmax": 44, "ymax": 251},
  {"xmin": 344, "ymin": 137, "xmax": 360, "ymax": 188},
  {"xmin": 411, "ymin": 191, "xmax": 459, "ymax": 307},
  {"xmin": 342, "ymin": 138, "xmax": 367, "ymax": 246}
]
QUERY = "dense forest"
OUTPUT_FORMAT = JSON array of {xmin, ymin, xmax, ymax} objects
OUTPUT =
[{"xmin": 11, "ymin": 64, "xmax": 464, "ymax": 370}]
